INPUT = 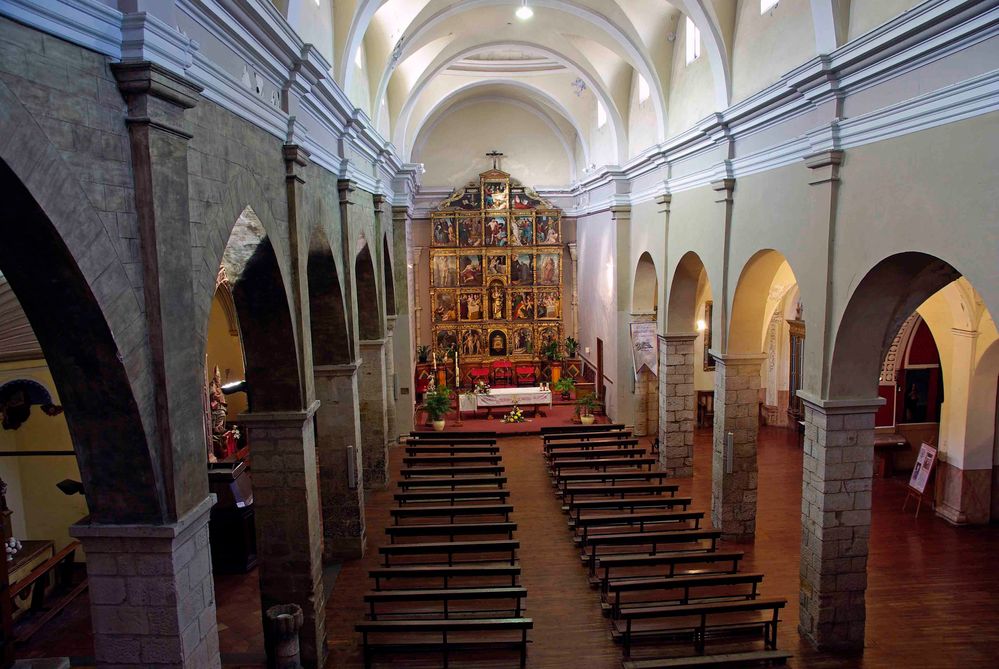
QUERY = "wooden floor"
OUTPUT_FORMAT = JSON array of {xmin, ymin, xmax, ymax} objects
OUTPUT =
[{"xmin": 20, "ymin": 427, "xmax": 999, "ymax": 667}]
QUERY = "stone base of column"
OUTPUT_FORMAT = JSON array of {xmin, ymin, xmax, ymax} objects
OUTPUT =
[
  {"xmin": 240, "ymin": 403, "xmax": 327, "ymax": 669},
  {"xmin": 711, "ymin": 353, "xmax": 764, "ymax": 542},
  {"xmin": 935, "ymin": 461, "xmax": 992, "ymax": 525},
  {"xmin": 70, "ymin": 496, "xmax": 221, "ymax": 669},
  {"xmin": 315, "ymin": 363, "xmax": 367, "ymax": 561},
  {"xmin": 659, "ymin": 334, "xmax": 696, "ymax": 478},
  {"xmin": 798, "ymin": 393, "xmax": 881, "ymax": 652}
]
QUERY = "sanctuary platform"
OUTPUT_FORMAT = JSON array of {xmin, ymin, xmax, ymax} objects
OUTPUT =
[{"xmin": 413, "ymin": 400, "xmax": 611, "ymax": 437}]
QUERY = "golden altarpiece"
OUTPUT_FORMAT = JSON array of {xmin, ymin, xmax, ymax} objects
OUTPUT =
[{"xmin": 428, "ymin": 168, "xmax": 565, "ymax": 371}]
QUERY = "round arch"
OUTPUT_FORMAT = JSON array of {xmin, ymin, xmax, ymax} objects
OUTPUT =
[
  {"xmin": 632, "ymin": 252, "xmax": 659, "ymax": 314},
  {"xmin": 666, "ymin": 251, "xmax": 713, "ymax": 334},
  {"xmin": 308, "ymin": 227, "xmax": 352, "ymax": 366},
  {"xmin": 355, "ymin": 241, "xmax": 382, "ymax": 340},
  {"xmin": 728, "ymin": 249, "xmax": 799, "ymax": 354}
]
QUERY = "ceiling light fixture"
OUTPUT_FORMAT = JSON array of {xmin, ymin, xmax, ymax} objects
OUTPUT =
[{"xmin": 516, "ymin": 1, "xmax": 533, "ymax": 20}]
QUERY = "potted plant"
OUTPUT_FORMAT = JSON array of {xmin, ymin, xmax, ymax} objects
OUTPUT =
[
  {"xmin": 577, "ymin": 394, "xmax": 598, "ymax": 425},
  {"xmin": 416, "ymin": 345, "xmax": 430, "ymax": 364},
  {"xmin": 564, "ymin": 336, "xmax": 580, "ymax": 359},
  {"xmin": 552, "ymin": 376, "xmax": 575, "ymax": 401},
  {"xmin": 422, "ymin": 385, "xmax": 453, "ymax": 431},
  {"xmin": 541, "ymin": 340, "xmax": 563, "ymax": 383}
]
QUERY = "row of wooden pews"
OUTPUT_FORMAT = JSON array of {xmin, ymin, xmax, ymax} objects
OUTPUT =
[
  {"xmin": 539, "ymin": 423, "xmax": 792, "ymax": 669},
  {"xmin": 356, "ymin": 430, "xmax": 532, "ymax": 668}
]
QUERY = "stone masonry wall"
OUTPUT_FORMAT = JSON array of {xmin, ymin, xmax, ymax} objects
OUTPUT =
[
  {"xmin": 659, "ymin": 334, "xmax": 696, "ymax": 477},
  {"xmin": 358, "ymin": 339, "xmax": 389, "ymax": 488}
]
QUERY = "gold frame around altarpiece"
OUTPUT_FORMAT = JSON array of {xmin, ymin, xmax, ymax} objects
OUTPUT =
[
  {"xmin": 535, "ymin": 288, "xmax": 561, "ymax": 321},
  {"xmin": 484, "ymin": 250, "xmax": 509, "ymax": 283},
  {"xmin": 509, "ymin": 211, "xmax": 535, "ymax": 247},
  {"xmin": 434, "ymin": 327, "xmax": 459, "ymax": 353},
  {"xmin": 457, "ymin": 251, "xmax": 485, "ymax": 287},
  {"xmin": 485, "ymin": 326, "xmax": 510, "ymax": 358},
  {"xmin": 480, "ymin": 171, "xmax": 511, "ymax": 212},
  {"xmin": 534, "ymin": 249, "xmax": 562, "ymax": 287},
  {"xmin": 536, "ymin": 323, "xmax": 562, "ymax": 352},
  {"xmin": 456, "ymin": 212, "xmax": 483, "ymax": 248},
  {"xmin": 457, "ymin": 326, "xmax": 487, "ymax": 357},
  {"xmin": 458, "ymin": 288, "xmax": 485, "ymax": 322}
]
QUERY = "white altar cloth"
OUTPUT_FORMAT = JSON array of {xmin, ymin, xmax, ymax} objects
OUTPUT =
[{"xmin": 460, "ymin": 386, "xmax": 552, "ymax": 411}]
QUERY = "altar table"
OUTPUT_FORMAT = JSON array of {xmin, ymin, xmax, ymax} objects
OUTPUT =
[{"xmin": 459, "ymin": 386, "xmax": 552, "ymax": 418}]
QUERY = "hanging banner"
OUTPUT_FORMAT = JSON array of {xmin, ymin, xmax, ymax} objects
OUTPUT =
[{"xmin": 630, "ymin": 322, "xmax": 658, "ymax": 377}]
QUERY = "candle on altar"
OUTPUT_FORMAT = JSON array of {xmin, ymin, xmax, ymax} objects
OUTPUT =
[{"xmin": 455, "ymin": 351, "xmax": 459, "ymax": 382}]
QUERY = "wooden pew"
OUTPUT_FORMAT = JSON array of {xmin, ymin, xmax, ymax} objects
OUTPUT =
[
  {"xmin": 369, "ymin": 564, "xmax": 521, "ymax": 590},
  {"xmin": 547, "ymin": 447, "xmax": 648, "ymax": 462},
  {"xmin": 541, "ymin": 423, "xmax": 625, "ymax": 435},
  {"xmin": 555, "ymin": 470, "xmax": 669, "ymax": 493},
  {"xmin": 357, "ymin": 617, "xmax": 533, "ymax": 669},
  {"xmin": 583, "ymin": 528, "xmax": 723, "ymax": 574},
  {"xmin": 562, "ymin": 483, "xmax": 679, "ymax": 506},
  {"xmin": 409, "ymin": 431, "xmax": 497, "ymax": 439},
  {"xmin": 543, "ymin": 431, "xmax": 633, "ymax": 445},
  {"xmin": 364, "ymin": 586, "xmax": 528, "ymax": 619},
  {"xmin": 551, "ymin": 457, "xmax": 656, "ymax": 475},
  {"xmin": 400, "ymin": 465, "xmax": 504, "ymax": 478},
  {"xmin": 603, "ymin": 571, "xmax": 765, "ymax": 618},
  {"xmin": 568, "ymin": 496, "xmax": 693, "ymax": 524},
  {"xmin": 398, "ymin": 475, "xmax": 507, "ymax": 490},
  {"xmin": 593, "ymin": 551, "xmax": 745, "ymax": 593},
  {"xmin": 612, "ymin": 597, "xmax": 786, "ymax": 656},
  {"xmin": 544, "ymin": 437, "xmax": 639, "ymax": 454},
  {"xmin": 385, "ymin": 522, "xmax": 517, "ymax": 543},
  {"xmin": 573, "ymin": 510, "xmax": 704, "ymax": 543},
  {"xmin": 389, "ymin": 504, "xmax": 513, "ymax": 524},
  {"xmin": 621, "ymin": 649, "xmax": 792, "ymax": 668},
  {"xmin": 379, "ymin": 539, "xmax": 519, "ymax": 566},
  {"xmin": 403, "ymin": 454, "xmax": 503, "ymax": 467},
  {"xmin": 404, "ymin": 437, "xmax": 499, "ymax": 446},
  {"xmin": 394, "ymin": 489, "xmax": 511, "ymax": 505},
  {"xmin": 406, "ymin": 445, "xmax": 500, "ymax": 455}
]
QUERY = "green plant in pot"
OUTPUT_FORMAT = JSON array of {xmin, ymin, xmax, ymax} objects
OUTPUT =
[
  {"xmin": 541, "ymin": 340, "xmax": 562, "ymax": 361},
  {"xmin": 551, "ymin": 376, "xmax": 575, "ymax": 400},
  {"xmin": 577, "ymin": 394, "xmax": 598, "ymax": 425},
  {"xmin": 564, "ymin": 336, "xmax": 579, "ymax": 359},
  {"xmin": 422, "ymin": 385, "xmax": 453, "ymax": 431},
  {"xmin": 416, "ymin": 345, "xmax": 430, "ymax": 364}
]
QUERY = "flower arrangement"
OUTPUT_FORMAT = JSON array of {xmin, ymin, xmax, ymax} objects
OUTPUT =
[
  {"xmin": 502, "ymin": 404, "xmax": 527, "ymax": 423},
  {"xmin": 473, "ymin": 380, "xmax": 491, "ymax": 395}
]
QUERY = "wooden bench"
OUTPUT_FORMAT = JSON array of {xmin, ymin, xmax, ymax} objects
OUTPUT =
[
  {"xmin": 544, "ymin": 437, "xmax": 639, "ymax": 454},
  {"xmin": 555, "ymin": 470, "xmax": 670, "ymax": 492},
  {"xmin": 385, "ymin": 522, "xmax": 517, "ymax": 543},
  {"xmin": 406, "ymin": 445, "xmax": 500, "ymax": 455},
  {"xmin": 390, "ymin": 504, "xmax": 513, "ymax": 524},
  {"xmin": 547, "ymin": 447, "xmax": 648, "ymax": 462},
  {"xmin": 403, "ymin": 454, "xmax": 503, "ymax": 466},
  {"xmin": 622, "ymin": 649, "xmax": 792, "ymax": 668},
  {"xmin": 409, "ymin": 431, "xmax": 497, "ymax": 439},
  {"xmin": 379, "ymin": 539, "xmax": 519, "ymax": 566},
  {"xmin": 404, "ymin": 437, "xmax": 499, "ymax": 446},
  {"xmin": 395, "ymin": 490, "xmax": 511, "ymax": 505},
  {"xmin": 603, "ymin": 572, "xmax": 765, "ymax": 618},
  {"xmin": 584, "ymin": 528, "xmax": 723, "ymax": 574},
  {"xmin": 574, "ymin": 510, "xmax": 704, "ymax": 543},
  {"xmin": 398, "ymin": 475, "xmax": 508, "ymax": 490},
  {"xmin": 562, "ymin": 483, "xmax": 679, "ymax": 506},
  {"xmin": 357, "ymin": 617, "xmax": 532, "ymax": 668},
  {"xmin": 364, "ymin": 586, "xmax": 528, "ymax": 620},
  {"xmin": 612, "ymin": 597, "xmax": 786, "ymax": 656},
  {"xmin": 568, "ymin": 496, "xmax": 694, "ymax": 524},
  {"xmin": 551, "ymin": 457, "xmax": 657, "ymax": 474},
  {"xmin": 593, "ymin": 551, "xmax": 744, "ymax": 593},
  {"xmin": 542, "ymin": 430, "xmax": 632, "ymax": 445},
  {"xmin": 369, "ymin": 564, "xmax": 521, "ymax": 590},
  {"xmin": 401, "ymin": 465, "xmax": 504, "ymax": 478},
  {"xmin": 541, "ymin": 423, "xmax": 625, "ymax": 434}
]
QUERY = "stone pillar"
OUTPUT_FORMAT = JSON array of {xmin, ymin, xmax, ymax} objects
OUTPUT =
[
  {"xmin": 567, "ymin": 242, "xmax": 579, "ymax": 342},
  {"xmin": 659, "ymin": 333, "xmax": 697, "ymax": 477},
  {"xmin": 411, "ymin": 245, "xmax": 424, "ymax": 347},
  {"xmin": 314, "ymin": 363, "xmax": 366, "ymax": 559},
  {"xmin": 70, "ymin": 497, "xmax": 220, "ymax": 668},
  {"xmin": 711, "ymin": 353, "xmax": 765, "ymax": 541},
  {"xmin": 240, "ymin": 404, "xmax": 326, "ymax": 669},
  {"xmin": 797, "ymin": 394, "xmax": 881, "ymax": 651},
  {"xmin": 358, "ymin": 339, "xmax": 390, "ymax": 488},
  {"xmin": 385, "ymin": 316, "xmax": 398, "ymax": 445}
]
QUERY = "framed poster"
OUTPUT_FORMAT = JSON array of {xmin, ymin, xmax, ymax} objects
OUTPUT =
[{"xmin": 908, "ymin": 442, "xmax": 937, "ymax": 494}]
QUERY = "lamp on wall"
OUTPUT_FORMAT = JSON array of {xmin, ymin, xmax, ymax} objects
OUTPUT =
[
  {"xmin": 221, "ymin": 380, "xmax": 249, "ymax": 395},
  {"xmin": 516, "ymin": 1, "xmax": 533, "ymax": 20},
  {"xmin": 696, "ymin": 319, "xmax": 707, "ymax": 332}
]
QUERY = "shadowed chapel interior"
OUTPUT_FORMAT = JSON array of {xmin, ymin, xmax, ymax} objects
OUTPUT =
[{"xmin": 0, "ymin": 0, "xmax": 997, "ymax": 668}]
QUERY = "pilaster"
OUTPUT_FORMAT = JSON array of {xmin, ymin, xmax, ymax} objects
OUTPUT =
[
  {"xmin": 711, "ymin": 352, "xmax": 764, "ymax": 542},
  {"xmin": 239, "ymin": 403, "xmax": 327, "ymax": 668},
  {"xmin": 659, "ymin": 333, "xmax": 697, "ymax": 477},
  {"xmin": 283, "ymin": 143, "xmax": 315, "ymax": 404},
  {"xmin": 358, "ymin": 338, "xmax": 390, "ymax": 488},
  {"xmin": 70, "ymin": 496, "xmax": 221, "ymax": 668}
]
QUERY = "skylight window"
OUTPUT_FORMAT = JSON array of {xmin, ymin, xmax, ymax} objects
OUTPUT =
[
  {"xmin": 637, "ymin": 75, "xmax": 650, "ymax": 104},
  {"xmin": 596, "ymin": 101, "xmax": 607, "ymax": 129},
  {"xmin": 355, "ymin": 46, "xmax": 363, "ymax": 69},
  {"xmin": 685, "ymin": 17, "xmax": 701, "ymax": 64},
  {"xmin": 761, "ymin": 0, "xmax": 779, "ymax": 13}
]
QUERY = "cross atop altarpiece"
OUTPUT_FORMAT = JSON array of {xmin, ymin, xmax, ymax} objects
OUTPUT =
[{"xmin": 486, "ymin": 150, "xmax": 504, "ymax": 170}]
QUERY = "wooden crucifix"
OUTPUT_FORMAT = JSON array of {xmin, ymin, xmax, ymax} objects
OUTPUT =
[{"xmin": 486, "ymin": 150, "xmax": 504, "ymax": 170}]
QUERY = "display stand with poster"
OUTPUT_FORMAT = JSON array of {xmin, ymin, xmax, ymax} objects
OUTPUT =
[{"xmin": 902, "ymin": 442, "xmax": 937, "ymax": 518}]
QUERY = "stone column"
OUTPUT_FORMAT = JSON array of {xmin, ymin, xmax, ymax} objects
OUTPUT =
[
  {"xmin": 240, "ymin": 403, "xmax": 326, "ymax": 669},
  {"xmin": 385, "ymin": 316, "xmax": 398, "ymax": 445},
  {"xmin": 567, "ymin": 242, "xmax": 579, "ymax": 342},
  {"xmin": 314, "ymin": 363, "xmax": 366, "ymax": 559},
  {"xmin": 411, "ymin": 245, "xmax": 424, "ymax": 347},
  {"xmin": 711, "ymin": 353, "xmax": 765, "ymax": 542},
  {"xmin": 797, "ymin": 394, "xmax": 881, "ymax": 651},
  {"xmin": 358, "ymin": 339, "xmax": 390, "ymax": 488},
  {"xmin": 659, "ymin": 333, "xmax": 697, "ymax": 477},
  {"xmin": 70, "ymin": 497, "xmax": 220, "ymax": 668}
]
